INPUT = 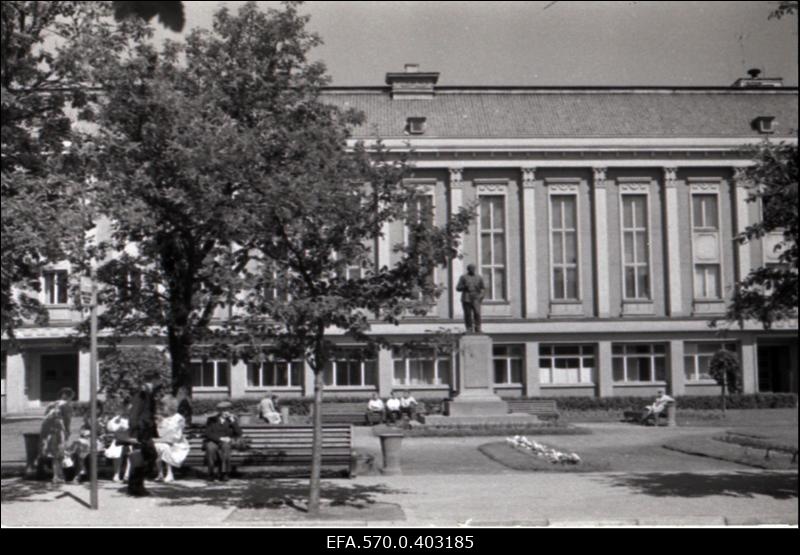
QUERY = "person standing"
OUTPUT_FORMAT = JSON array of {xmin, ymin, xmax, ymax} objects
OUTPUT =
[
  {"xmin": 127, "ymin": 370, "xmax": 160, "ymax": 497},
  {"xmin": 456, "ymin": 264, "xmax": 485, "ymax": 333},
  {"xmin": 39, "ymin": 387, "xmax": 75, "ymax": 485}
]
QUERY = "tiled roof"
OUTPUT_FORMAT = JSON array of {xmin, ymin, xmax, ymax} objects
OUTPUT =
[{"xmin": 322, "ymin": 89, "xmax": 798, "ymax": 139}]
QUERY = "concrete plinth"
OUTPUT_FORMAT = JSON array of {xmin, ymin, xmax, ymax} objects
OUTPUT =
[{"xmin": 448, "ymin": 334, "xmax": 508, "ymax": 417}]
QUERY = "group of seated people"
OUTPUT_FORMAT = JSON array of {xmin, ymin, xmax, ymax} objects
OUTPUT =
[{"xmin": 365, "ymin": 391, "xmax": 419, "ymax": 425}]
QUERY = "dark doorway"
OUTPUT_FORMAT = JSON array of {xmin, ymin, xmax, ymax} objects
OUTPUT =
[
  {"xmin": 757, "ymin": 345, "xmax": 793, "ymax": 393},
  {"xmin": 40, "ymin": 354, "xmax": 79, "ymax": 402}
]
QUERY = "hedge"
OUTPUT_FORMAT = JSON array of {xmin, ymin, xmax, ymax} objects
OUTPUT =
[
  {"xmin": 502, "ymin": 393, "xmax": 798, "ymax": 411},
  {"xmin": 68, "ymin": 392, "xmax": 796, "ymax": 417}
]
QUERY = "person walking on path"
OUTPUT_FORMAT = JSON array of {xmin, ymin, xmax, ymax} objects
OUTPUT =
[
  {"xmin": 39, "ymin": 387, "xmax": 75, "ymax": 485},
  {"xmin": 456, "ymin": 264, "xmax": 485, "ymax": 333},
  {"xmin": 127, "ymin": 371, "xmax": 160, "ymax": 497}
]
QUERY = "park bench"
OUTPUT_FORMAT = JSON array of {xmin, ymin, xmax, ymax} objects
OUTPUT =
[
  {"xmin": 506, "ymin": 399, "xmax": 560, "ymax": 421},
  {"xmin": 182, "ymin": 424, "xmax": 354, "ymax": 477},
  {"xmin": 309, "ymin": 402, "xmax": 370, "ymax": 425},
  {"xmin": 623, "ymin": 402, "xmax": 674, "ymax": 426}
]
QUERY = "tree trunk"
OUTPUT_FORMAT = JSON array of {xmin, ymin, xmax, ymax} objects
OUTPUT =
[
  {"xmin": 168, "ymin": 330, "xmax": 192, "ymax": 395},
  {"xmin": 308, "ymin": 368, "xmax": 324, "ymax": 515},
  {"xmin": 721, "ymin": 373, "xmax": 727, "ymax": 415}
]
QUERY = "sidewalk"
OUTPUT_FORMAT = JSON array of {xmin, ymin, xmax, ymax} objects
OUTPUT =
[{"xmin": 2, "ymin": 470, "xmax": 797, "ymax": 527}]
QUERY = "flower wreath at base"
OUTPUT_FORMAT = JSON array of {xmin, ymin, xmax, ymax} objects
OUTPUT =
[{"xmin": 506, "ymin": 435, "xmax": 581, "ymax": 464}]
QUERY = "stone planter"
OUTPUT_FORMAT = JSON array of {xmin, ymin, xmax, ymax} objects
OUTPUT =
[{"xmin": 377, "ymin": 430, "xmax": 404, "ymax": 475}]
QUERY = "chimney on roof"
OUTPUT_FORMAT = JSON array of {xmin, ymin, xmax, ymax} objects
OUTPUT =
[
  {"xmin": 386, "ymin": 64, "xmax": 439, "ymax": 99},
  {"xmin": 732, "ymin": 68, "xmax": 783, "ymax": 88}
]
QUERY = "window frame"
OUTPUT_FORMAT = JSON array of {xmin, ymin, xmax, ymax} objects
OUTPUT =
[
  {"xmin": 477, "ymin": 187, "xmax": 509, "ymax": 302},
  {"xmin": 683, "ymin": 341, "xmax": 738, "ymax": 382},
  {"xmin": 611, "ymin": 343, "xmax": 668, "ymax": 384},
  {"xmin": 42, "ymin": 269, "xmax": 69, "ymax": 306},
  {"xmin": 548, "ymin": 192, "xmax": 581, "ymax": 301},
  {"xmin": 323, "ymin": 347, "xmax": 378, "ymax": 388},
  {"xmin": 392, "ymin": 345, "xmax": 452, "ymax": 387},
  {"xmin": 190, "ymin": 359, "xmax": 229, "ymax": 390},
  {"xmin": 492, "ymin": 344, "xmax": 525, "ymax": 385},
  {"xmin": 539, "ymin": 344, "xmax": 596, "ymax": 385},
  {"xmin": 619, "ymin": 190, "xmax": 652, "ymax": 301},
  {"xmin": 690, "ymin": 187, "xmax": 724, "ymax": 301},
  {"xmin": 247, "ymin": 358, "xmax": 304, "ymax": 389}
]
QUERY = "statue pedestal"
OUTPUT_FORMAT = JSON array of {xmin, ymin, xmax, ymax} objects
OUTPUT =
[{"xmin": 425, "ymin": 334, "xmax": 538, "ymax": 425}]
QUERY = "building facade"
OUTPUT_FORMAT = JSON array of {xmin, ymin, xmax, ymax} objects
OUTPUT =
[{"xmin": 2, "ymin": 66, "xmax": 798, "ymax": 413}]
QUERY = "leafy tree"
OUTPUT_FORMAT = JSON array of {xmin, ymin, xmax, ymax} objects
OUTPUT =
[
  {"xmin": 725, "ymin": 142, "xmax": 798, "ymax": 328},
  {"xmin": 1, "ymin": 1, "xmax": 148, "ymax": 338},
  {"xmin": 709, "ymin": 349, "xmax": 742, "ymax": 414},
  {"xmin": 100, "ymin": 345, "xmax": 171, "ymax": 405},
  {"xmin": 768, "ymin": 1, "xmax": 798, "ymax": 19}
]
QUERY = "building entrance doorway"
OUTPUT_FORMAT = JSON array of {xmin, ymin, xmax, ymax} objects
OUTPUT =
[
  {"xmin": 40, "ymin": 354, "xmax": 78, "ymax": 401},
  {"xmin": 757, "ymin": 345, "xmax": 793, "ymax": 393}
]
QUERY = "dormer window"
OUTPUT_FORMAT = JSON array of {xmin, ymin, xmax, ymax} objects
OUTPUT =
[
  {"xmin": 407, "ymin": 117, "xmax": 427, "ymax": 135},
  {"xmin": 753, "ymin": 116, "xmax": 776, "ymax": 134}
]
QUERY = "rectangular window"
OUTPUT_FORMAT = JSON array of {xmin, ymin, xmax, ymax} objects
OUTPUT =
[
  {"xmin": 694, "ymin": 264, "xmax": 721, "ymax": 299},
  {"xmin": 479, "ymin": 195, "xmax": 507, "ymax": 301},
  {"xmin": 247, "ymin": 359, "xmax": 303, "ymax": 388},
  {"xmin": 621, "ymin": 195, "xmax": 650, "ymax": 299},
  {"xmin": 392, "ymin": 346, "xmax": 451, "ymax": 386},
  {"xmin": 684, "ymin": 342, "xmax": 737, "ymax": 381},
  {"xmin": 43, "ymin": 270, "xmax": 69, "ymax": 305},
  {"xmin": 493, "ymin": 345, "xmax": 524, "ymax": 385},
  {"xmin": 612, "ymin": 344, "xmax": 667, "ymax": 383},
  {"xmin": 405, "ymin": 194, "xmax": 436, "ymax": 296},
  {"xmin": 323, "ymin": 348, "xmax": 377, "ymax": 387},
  {"xmin": 691, "ymin": 192, "xmax": 722, "ymax": 300},
  {"xmin": 191, "ymin": 360, "xmax": 229, "ymax": 388},
  {"xmin": 539, "ymin": 345, "xmax": 595, "ymax": 384},
  {"xmin": 550, "ymin": 195, "xmax": 579, "ymax": 300},
  {"xmin": 692, "ymin": 194, "xmax": 719, "ymax": 229}
]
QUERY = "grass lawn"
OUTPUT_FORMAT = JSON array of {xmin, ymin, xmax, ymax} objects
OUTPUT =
[{"xmin": 663, "ymin": 435, "xmax": 798, "ymax": 470}]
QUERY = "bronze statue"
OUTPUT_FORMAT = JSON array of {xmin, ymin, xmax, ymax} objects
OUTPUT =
[{"xmin": 456, "ymin": 264, "xmax": 485, "ymax": 332}]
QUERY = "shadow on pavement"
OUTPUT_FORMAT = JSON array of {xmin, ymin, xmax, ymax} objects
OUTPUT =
[
  {"xmin": 150, "ymin": 479, "xmax": 408, "ymax": 513},
  {"xmin": 1, "ymin": 479, "xmax": 56, "ymax": 504},
  {"xmin": 601, "ymin": 471, "xmax": 798, "ymax": 500}
]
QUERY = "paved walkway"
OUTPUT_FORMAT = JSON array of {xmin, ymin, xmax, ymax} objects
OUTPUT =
[{"xmin": 2, "ymin": 470, "xmax": 796, "ymax": 527}]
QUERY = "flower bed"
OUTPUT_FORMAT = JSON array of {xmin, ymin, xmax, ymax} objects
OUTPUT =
[{"xmin": 506, "ymin": 435, "xmax": 581, "ymax": 465}]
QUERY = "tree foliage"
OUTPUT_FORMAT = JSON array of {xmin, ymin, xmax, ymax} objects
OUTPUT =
[
  {"xmin": 100, "ymin": 346, "xmax": 171, "ymax": 404},
  {"xmin": 725, "ymin": 142, "xmax": 798, "ymax": 328},
  {"xmin": 1, "ymin": 1, "xmax": 147, "ymax": 338}
]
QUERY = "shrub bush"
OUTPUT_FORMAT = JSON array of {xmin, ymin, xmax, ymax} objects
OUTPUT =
[{"xmin": 502, "ymin": 393, "xmax": 797, "ymax": 411}]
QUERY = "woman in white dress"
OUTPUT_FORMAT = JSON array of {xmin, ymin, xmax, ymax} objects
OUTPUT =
[
  {"xmin": 153, "ymin": 402, "xmax": 190, "ymax": 482},
  {"xmin": 104, "ymin": 400, "xmax": 132, "ymax": 482}
]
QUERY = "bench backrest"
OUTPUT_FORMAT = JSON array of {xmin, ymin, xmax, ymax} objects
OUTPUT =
[{"xmin": 507, "ymin": 399, "xmax": 559, "ymax": 415}]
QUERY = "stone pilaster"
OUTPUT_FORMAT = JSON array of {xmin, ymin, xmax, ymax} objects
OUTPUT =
[
  {"xmin": 596, "ymin": 340, "xmax": 614, "ymax": 398},
  {"xmin": 593, "ymin": 167, "xmax": 610, "ymax": 317},
  {"xmin": 668, "ymin": 340, "xmax": 685, "ymax": 396},
  {"xmin": 449, "ymin": 167, "xmax": 465, "ymax": 320},
  {"xmin": 663, "ymin": 167, "xmax": 684, "ymax": 316},
  {"xmin": 522, "ymin": 167, "xmax": 539, "ymax": 318},
  {"xmin": 524, "ymin": 341, "xmax": 541, "ymax": 397},
  {"xmin": 733, "ymin": 168, "xmax": 752, "ymax": 283}
]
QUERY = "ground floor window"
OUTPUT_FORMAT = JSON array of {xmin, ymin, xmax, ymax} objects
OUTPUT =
[
  {"xmin": 539, "ymin": 344, "xmax": 595, "ymax": 384},
  {"xmin": 612, "ymin": 343, "xmax": 666, "ymax": 383},
  {"xmin": 248, "ymin": 359, "xmax": 303, "ymax": 388},
  {"xmin": 393, "ymin": 346, "xmax": 451, "ymax": 386},
  {"xmin": 684, "ymin": 342, "xmax": 737, "ymax": 382},
  {"xmin": 191, "ymin": 360, "xmax": 229, "ymax": 388},
  {"xmin": 323, "ymin": 349, "xmax": 377, "ymax": 387},
  {"xmin": 493, "ymin": 345, "xmax": 524, "ymax": 384}
]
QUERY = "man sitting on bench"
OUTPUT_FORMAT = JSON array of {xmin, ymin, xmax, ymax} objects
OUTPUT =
[
  {"xmin": 365, "ymin": 393, "xmax": 386, "ymax": 425},
  {"xmin": 204, "ymin": 401, "xmax": 242, "ymax": 482},
  {"xmin": 640, "ymin": 390, "xmax": 674, "ymax": 424}
]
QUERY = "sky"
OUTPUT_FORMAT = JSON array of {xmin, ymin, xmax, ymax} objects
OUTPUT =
[{"xmin": 152, "ymin": 1, "xmax": 799, "ymax": 87}]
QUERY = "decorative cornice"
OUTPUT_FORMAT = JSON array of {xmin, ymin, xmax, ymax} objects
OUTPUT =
[
  {"xmin": 476, "ymin": 183, "xmax": 508, "ymax": 194},
  {"xmin": 547, "ymin": 183, "xmax": 580, "ymax": 193},
  {"xmin": 690, "ymin": 182, "xmax": 721, "ymax": 193},
  {"xmin": 619, "ymin": 183, "xmax": 651, "ymax": 193}
]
